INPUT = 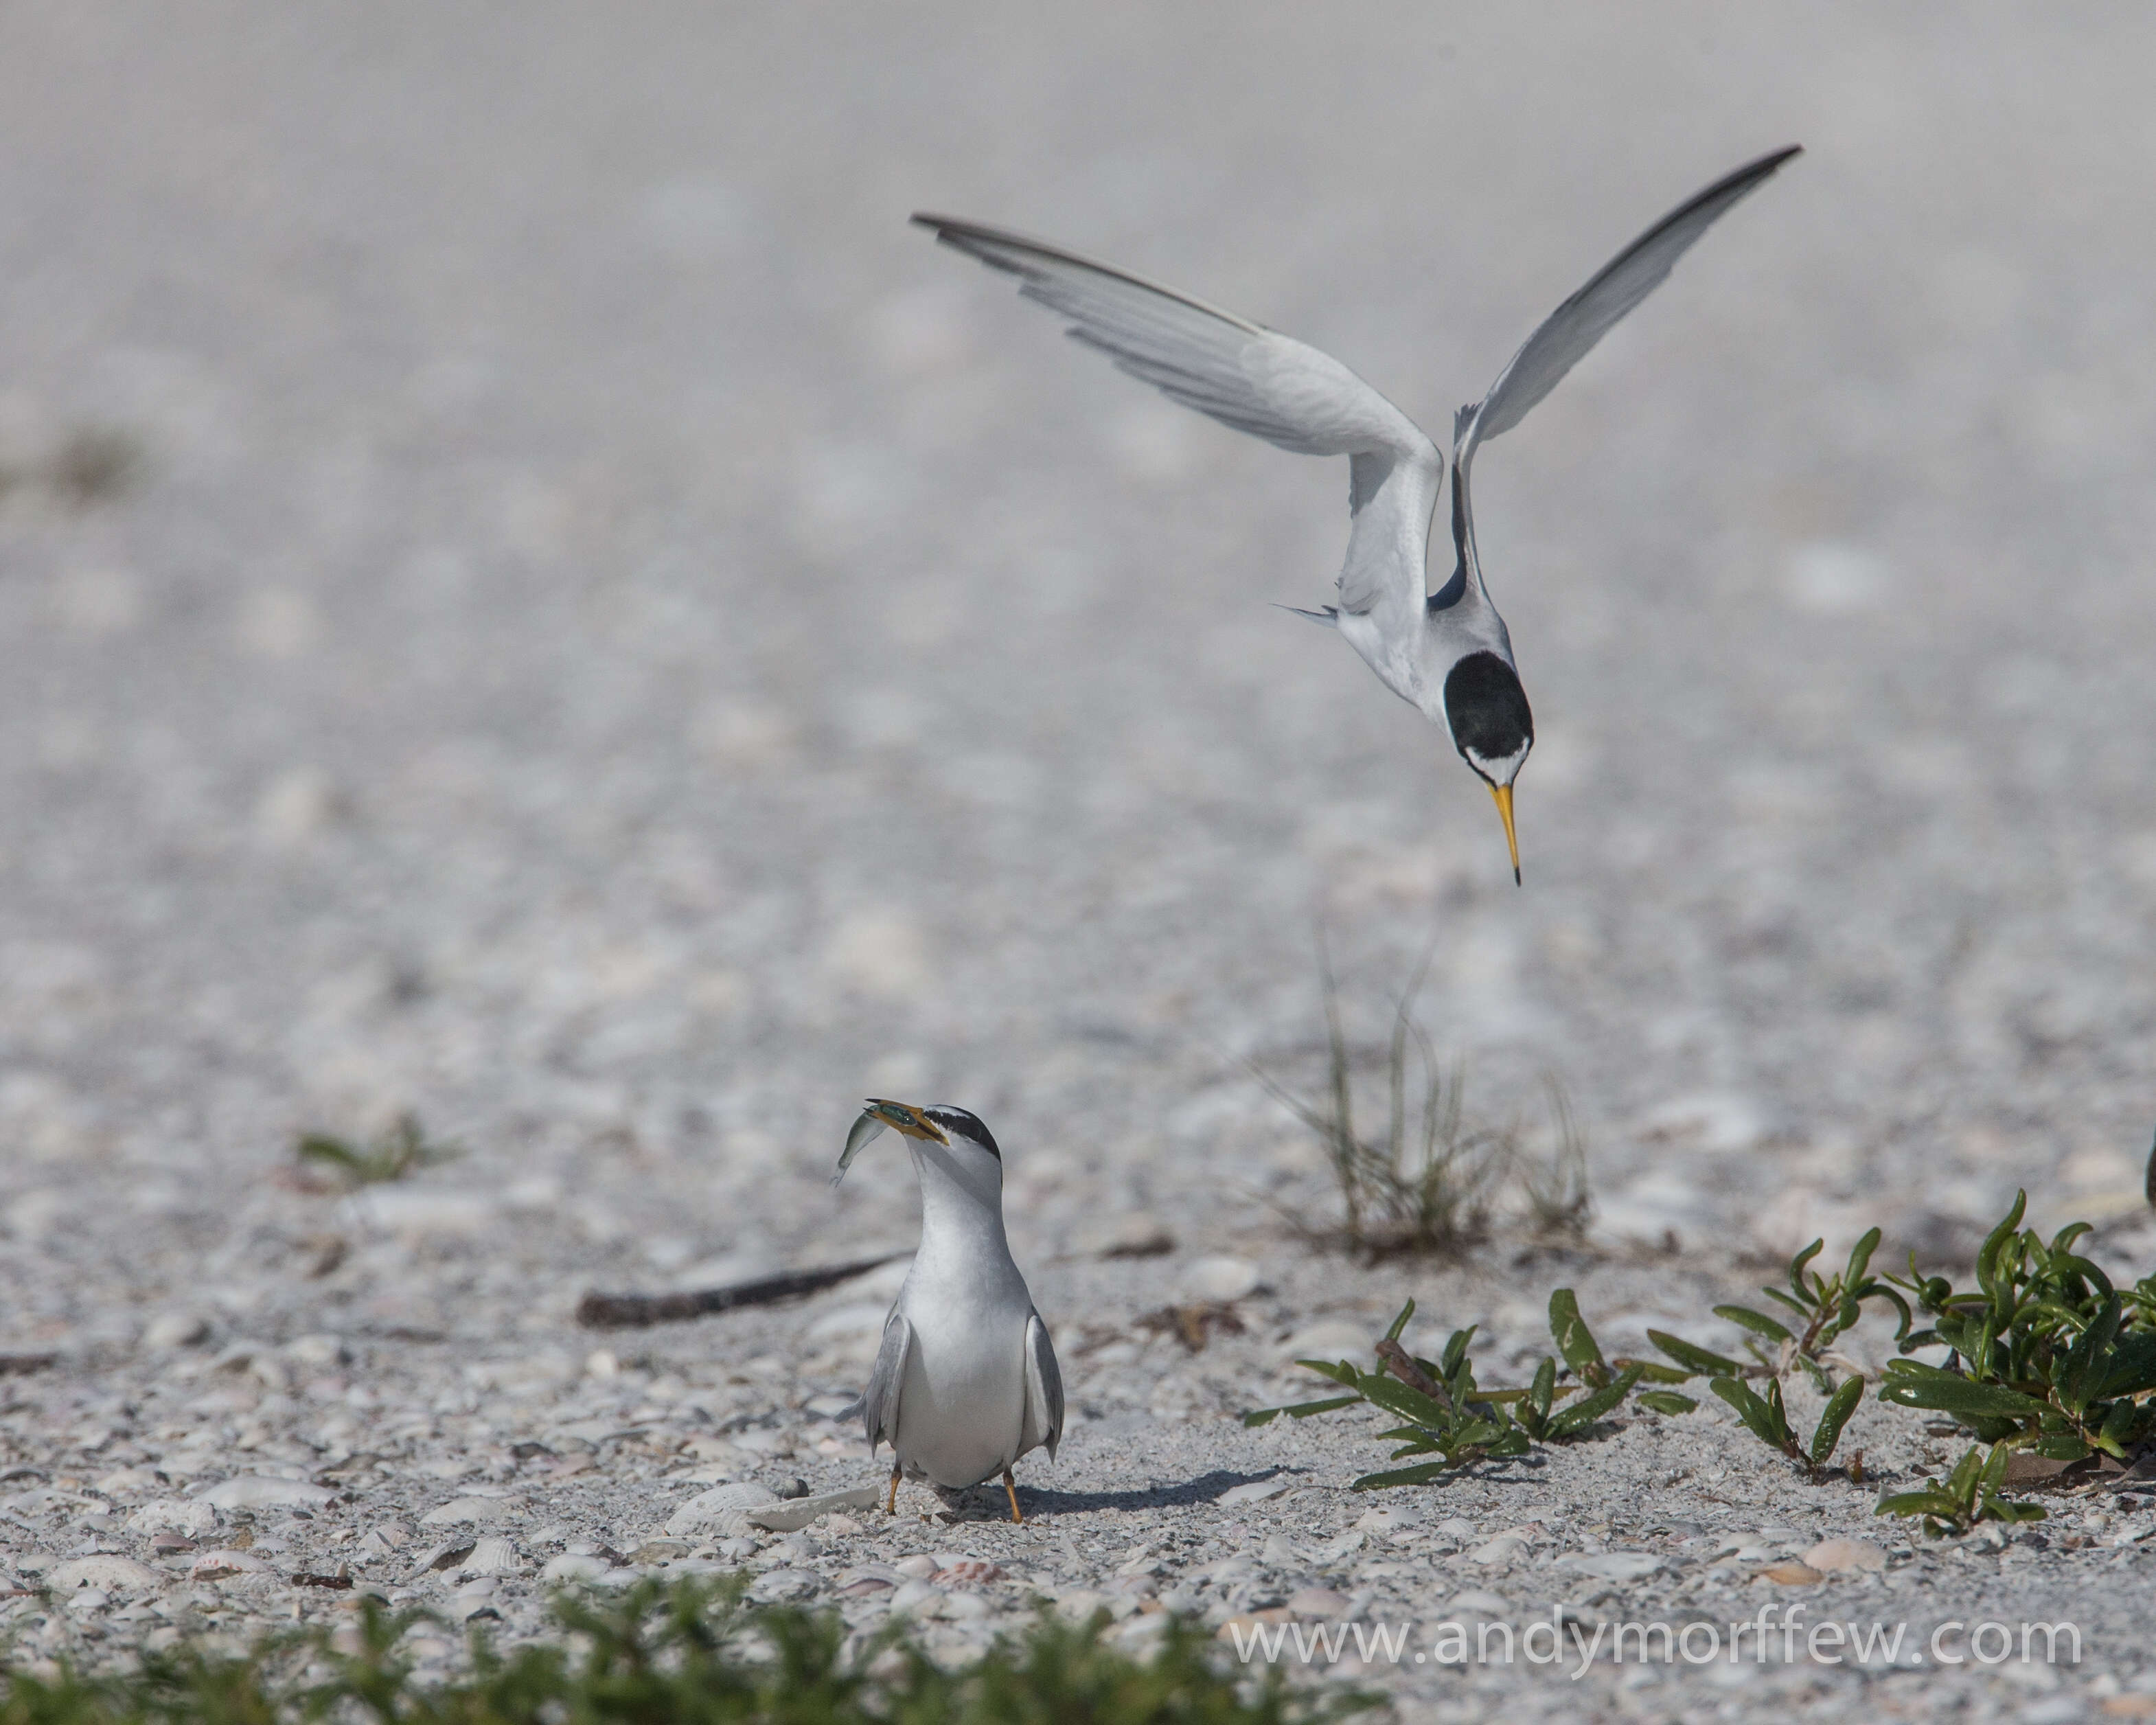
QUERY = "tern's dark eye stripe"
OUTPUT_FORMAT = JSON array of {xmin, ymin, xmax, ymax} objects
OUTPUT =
[{"xmin": 923, "ymin": 1106, "xmax": 1000, "ymax": 1161}]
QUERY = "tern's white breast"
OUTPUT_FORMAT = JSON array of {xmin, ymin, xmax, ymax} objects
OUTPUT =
[{"xmin": 891, "ymin": 1255, "xmax": 1033, "ymax": 1488}]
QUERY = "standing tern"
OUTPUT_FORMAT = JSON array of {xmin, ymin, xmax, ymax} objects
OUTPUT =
[
  {"xmin": 915, "ymin": 146, "xmax": 1801, "ymax": 882},
  {"xmin": 834, "ymin": 1100, "xmax": 1063, "ymax": 1522}
]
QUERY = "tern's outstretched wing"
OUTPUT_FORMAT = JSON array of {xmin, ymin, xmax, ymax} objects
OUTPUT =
[
  {"xmin": 914, "ymin": 214, "xmax": 1441, "ymax": 628},
  {"xmin": 1454, "ymin": 146, "xmax": 1801, "ymax": 474},
  {"xmin": 1018, "ymin": 1311, "xmax": 1064, "ymax": 1463},
  {"xmin": 861, "ymin": 1309, "xmax": 913, "ymax": 1457}
]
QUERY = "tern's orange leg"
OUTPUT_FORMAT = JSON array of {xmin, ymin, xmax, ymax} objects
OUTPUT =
[
  {"xmin": 886, "ymin": 1460, "xmax": 901, "ymax": 1517},
  {"xmin": 1002, "ymin": 1466, "xmax": 1024, "ymax": 1524}
]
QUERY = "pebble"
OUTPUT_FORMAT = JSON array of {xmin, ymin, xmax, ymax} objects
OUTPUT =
[
  {"xmin": 421, "ymin": 1497, "xmax": 520, "ymax": 1527},
  {"xmin": 1075, "ymin": 1215, "xmax": 1176, "ymax": 1259},
  {"xmin": 1286, "ymin": 1587, "xmax": 1350, "ymax": 1618},
  {"xmin": 1218, "ymin": 1477, "xmax": 1294, "ymax": 1507},
  {"xmin": 198, "ymin": 1476, "xmax": 336, "ymax": 1511},
  {"xmin": 1179, "ymin": 1256, "xmax": 1261, "ymax": 1303},
  {"xmin": 1281, "ymin": 1321, "xmax": 1372, "ymax": 1360},
  {"xmin": 1759, "ymin": 1561, "xmax": 1824, "ymax": 1586},
  {"xmin": 1055, "ymin": 1588, "xmax": 1111, "ymax": 1622},
  {"xmin": 1469, "ymin": 1533, "xmax": 1530, "ymax": 1566},
  {"xmin": 1803, "ymin": 1537, "xmax": 1888, "ymax": 1573},
  {"xmin": 1555, "ymin": 1551, "xmax": 1664, "ymax": 1581},
  {"xmin": 142, "ymin": 1313, "xmax": 212, "ymax": 1350},
  {"xmin": 48, "ymin": 1556, "xmax": 164, "ymax": 1591},
  {"xmin": 889, "ymin": 1578, "xmax": 943, "ymax": 1614},
  {"xmin": 1447, "ymin": 1590, "xmax": 1513, "ymax": 1615}
]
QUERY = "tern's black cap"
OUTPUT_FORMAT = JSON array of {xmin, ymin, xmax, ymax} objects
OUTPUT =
[{"xmin": 922, "ymin": 1106, "xmax": 1000, "ymax": 1161}]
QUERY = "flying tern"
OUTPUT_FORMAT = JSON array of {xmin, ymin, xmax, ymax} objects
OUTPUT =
[{"xmin": 915, "ymin": 146, "xmax": 1801, "ymax": 881}]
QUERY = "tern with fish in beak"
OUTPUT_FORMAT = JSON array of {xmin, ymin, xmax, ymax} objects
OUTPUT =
[{"xmin": 834, "ymin": 1099, "xmax": 1062, "ymax": 1522}]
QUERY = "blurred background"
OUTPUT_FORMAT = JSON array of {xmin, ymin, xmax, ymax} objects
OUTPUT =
[{"xmin": 3, "ymin": 5, "xmax": 2155, "ymax": 1335}]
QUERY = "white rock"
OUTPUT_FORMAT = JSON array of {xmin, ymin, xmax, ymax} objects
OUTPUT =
[
  {"xmin": 1217, "ymin": 1477, "xmax": 1294, "ymax": 1507},
  {"xmin": 749, "ymin": 1568, "xmax": 821, "ymax": 1602},
  {"xmin": 1447, "ymin": 1588, "xmax": 1513, "ymax": 1615},
  {"xmin": 421, "ymin": 1497, "xmax": 520, "ymax": 1527},
  {"xmin": 198, "ymin": 1476, "xmax": 336, "ymax": 1511},
  {"xmin": 65, "ymin": 1589, "xmax": 111, "ymax": 1612},
  {"xmin": 889, "ymin": 1577, "xmax": 943, "ymax": 1614},
  {"xmin": 50, "ymin": 1556, "xmax": 164, "ymax": 1590},
  {"xmin": 743, "ymin": 1484, "xmax": 882, "ymax": 1533},
  {"xmin": 286, "ymin": 1334, "xmax": 348, "ymax": 1367},
  {"xmin": 893, "ymin": 1553, "xmax": 939, "ymax": 1578},
  {"xmin": 1556, "ymin": 1551, "xmax": 1664, "ymax": 1581},
  {"xmin": 1281, "ymin": 1319, "xmax": 1371, "ymax": 1361},
  {"xmin": 1179, "ymin": 1255, "xmax": 1260, "ymax": 1303},
  {"xmin": 142, "ymin": 1312, "xmax": 211, "ymax": 1349},
  {"xmin": 1055, "ymin": 1588, "xmax": 1110, "ymax": 1622},
  {"xmin": 541, "ymin": 1553, "xmax": 610, "ymax": 1582},
  {"xmin": 1469, "ymin": 1533, "xmax": 1530, "ymax": 1566},
  {"xmin": 664, "ymin": 1481, "xmax": 780, "ymax": 1539},
  {"xmin": 1804, "ymin": 1537, "xmax": 1888, "ymax": 1574},
  {"xmin": 356, "ymin": 1188, "xmax": 498, "ymax": 1235},
  {"xmin": 1287, "ymin": 1587, "xmax": 1350, "ymax": 1618},
  {"xmin": 129, "ymin": 1499, "xmax": 218, "ymax": 1537},
  {"xmin": 1073, "ymin": 1215, "xmax": 1176, "ymax": 1259}
]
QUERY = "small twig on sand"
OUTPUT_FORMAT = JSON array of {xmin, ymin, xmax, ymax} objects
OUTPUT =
[
  {"xmin": 575, "ymin": 1255, "xmax": 906, "ymax": 1329},
  {"xmin": 1375, "ymin": 1338, "xmax": 1454, "ymax": 1412}
]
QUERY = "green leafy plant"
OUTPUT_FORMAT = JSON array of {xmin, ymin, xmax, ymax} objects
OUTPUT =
[
  {"xmin": 1708, "ymin": 1373, "xmax": 1866, "ymax": 1480},
  {"xmin": 1881, "ymin": 1191, "xmax": 2156, "ymax": 1466},
  {"xmin": 293, "ymin": 1113, "xmax": 459, "ymax": 1192},
  {"xmin": 1713, "ymin": 1229, "xmax": 1910, "ymax": 1391},
  {"xmin": 1874, "ymin": 1441, "xmax": 2048, "ymax": 1538},
  {"xmin": 0, "ymin": 1576, "xmax": 1359, "ymax": 1725},
  {"xmin": 1243, "ymin": 1294, "xmax": 1637, "ymax": 1489}
]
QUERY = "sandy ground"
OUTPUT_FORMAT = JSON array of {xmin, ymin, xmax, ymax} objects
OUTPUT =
[{"xmin": 3, "ymin": 5, "xmax": 2156, "ymax": 1718}]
